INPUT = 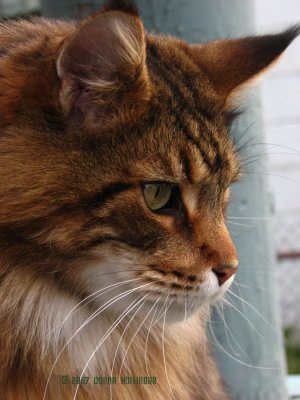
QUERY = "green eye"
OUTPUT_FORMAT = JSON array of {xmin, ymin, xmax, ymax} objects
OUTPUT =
[{"xmin": 143, "ymin": 183, "xmax": 172, "ymax": 211}]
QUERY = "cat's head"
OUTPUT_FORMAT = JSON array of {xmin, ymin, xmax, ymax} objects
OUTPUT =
[{"xmin": 0, "ymin": 0, "xmax": 299, "ymax": 322}]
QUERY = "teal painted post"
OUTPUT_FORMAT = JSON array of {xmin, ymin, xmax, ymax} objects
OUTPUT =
[{"xmin": 41, "ymin": 1, "xmax": 288, "ymax": 399}]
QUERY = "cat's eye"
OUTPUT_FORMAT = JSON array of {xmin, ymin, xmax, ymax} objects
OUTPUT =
[{"xmin": 143, "ymin": 183, "xmax": 173, "ymax": 211}]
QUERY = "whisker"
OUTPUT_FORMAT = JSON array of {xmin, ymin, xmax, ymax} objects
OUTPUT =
[
  {"xmin": 162, "ymin": 295, "xmax": 175, "ymax": 400},
  {"xmin": 109, "ymin": 295, "xmax": 158, "ymax": 400},
  {"xmin": 208, "ymin": 319, "xmax": 276, "ymax": 370},
  {"xmin": 232, "ymin": 88, "xmax": 300, "ymax": 155},
  {"xmin": 109, "ymin": 300, "xmax": 148, "ymax": 399},
  {"xmin": 234, "ymin": 280, "xmax": 273, "ymax": 294},
  {"xmin": 227, "ymin": 289, "xmax": 277, "ymax": 334},
  {"xmin": 231, "ymin": 282, "xmax": 251, "ymax": 332},
  {"xmin": 183, "ymin": 297, "xmax": 188, "ymax": 326},
  {"xmin": 222, "ymin": 297, "xmax": 264, "ymax": 341},
  {"xmin": 118, "ymin": 297, "xmax": 160, "ymax": 378},
  {"xmin": 154, "ymin": 294, "xmax": 174, "ymax": 324},
  {"xmin": 238, "ymin": 142, "xmax": 300, "ymax": 155},
  {"xmin": 42, "ymin": 280, "xmax": 156, "ymax": 400},
  {"xmin": 72, "ymin": 293, "xmax": 152, "ymax": 400},
  {"xmin": 215, "ymin": 303, "xmax": 248, "ymax": 359},
  {"xmin": 227, "ymin": 216, "xmax": 273, "ymax": 221},
  {"xmin": 144, "ymin": 300, "xmax": 161, "ymax": 400},
  {"xmin": 246, "ymin": 171, "xmax": 300, "ymax": 185},
  {"xmin": 226, "ymin": 221, "xmax": 253, "ymax": 228},
  {"xmin": 215, "ymin": 303, "xmax": 239, "ymax": 357},
  {"xmin": 186, "ymin": 296, "xmax": 196, "ymax": 317},
  {"xmin": 48, "ymin": 264, "xmax": 161, "ymax": 335},
  {"xmin": 48, "ymin": 277, "xmax": 143, "ymax": 335}
]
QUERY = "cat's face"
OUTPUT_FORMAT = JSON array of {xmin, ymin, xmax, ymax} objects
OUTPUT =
[
  {"xmin": 73, "ymin": 69, "xmax": 240, "ymax": 321},
  {"xmin": 71, "ymin": 32, "xmax": 241, "ymax": 322},
  {"xmin": 0, "ymin": 1, "xmax": 298, "ymax": 323}
]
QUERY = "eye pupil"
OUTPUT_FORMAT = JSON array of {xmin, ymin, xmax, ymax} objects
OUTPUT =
[
  {"xmin": 143, "ymin": 183, "xmax": 172, "ymax": 211},
  {"xmin": 154, "ymin": 186, "xmax": 160, "ymax": 198}
]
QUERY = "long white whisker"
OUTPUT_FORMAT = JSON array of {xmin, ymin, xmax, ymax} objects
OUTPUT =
[
  {"xmin": 83, "ymin": 282, "xmax": 155, "ymax": 329},
  {"xmin": 222, "ymin": 298, "xmax": 264, "ymax": 341},
  {"xmin": 227, "ymin": 289, "xmax": 277, "ymax": 334},
  {"xmin": 109, "ymin": 296, "xmax": 158, "ymax": 400},
  {"xmin": 227, "ymin": 216, "xmax": 273, "ymax": 220},
  {"xmin": 153, "ymin": 295, "xmax": 170, "ymax": 325},
  {"xmin": 215, "ymin": 303, "xmax": 248, "ymax": 359},
  {"xmin": 144, "ymin": 300, "xmax": 161, "ymax": 400},
  {"xmin": 155, "ymin": 298, "xmax": 173, "ymax": 324},
  {"xmin": 208, "ymin": 319, "xmax": 276, "ymax": 370},
  {"xmin": 49, "ymin": 277, "xmax": 143, "ymax": 335},
  {"xmin": 246, "ymin": 171, "xmax": 300, "ymax": 185},
  {"xmin": 162, "ymin": 296, "xmax": 175, "ymax": 400},
  {"xmin": 226, "ymin": 221, "xmax": 253, "ymax": 228},
  {"xmin": 72, "ymin": 293, "xmax": 152, "ymax": 400},
  {"xmin": 118, "ymin": 297, "xmax": 160, "ymax": 379},
  {"xmin": 230, "ymin": 283, "xmax": 251, "ymax": 332},
  {"xmin": 215, "ymin": 303, "xmax": 238, "ymax": 356},
  {"xmin": 186, "ymin": 296, "xmax": 196, "ymax": 316},
  {"xmin": 235, "ymin": 90, "xmax": 300, "ymax": 149},
  {"xmin": 234, "ymin": 280, "xmax": 273, "ymax": 293},
  {"xmin": 42, "ymin": 280, "xmax": 154, "ymax": 400},
  {"xmin": 183, "ymin": 297, "xmax": 187, "ymax": 327}
]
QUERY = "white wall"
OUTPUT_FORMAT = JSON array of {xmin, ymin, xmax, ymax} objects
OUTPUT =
[
  {"xmin": 254, "ymin": 0, "xmax": 300, "ymax": 330},
  {"xmin": 255, "ymin": 0, "xmax": 300, "ymax": 217}
]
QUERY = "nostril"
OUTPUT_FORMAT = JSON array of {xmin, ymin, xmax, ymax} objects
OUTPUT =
[
  {"xmin": 212, "ymin": 264, "xmax": 237, "ymax": 286},
  {"xmin": 213, "ymin": 270, "xmax": 227, "ymax": 285}
]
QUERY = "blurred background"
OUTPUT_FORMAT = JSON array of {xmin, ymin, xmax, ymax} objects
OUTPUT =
[
  {"xmin": 1, "ymin": 0, "xmax": 299, "ymax": 397},
  {"xmin": 255, "ymin": 0, "xmax": 300, "ymax": 376}
]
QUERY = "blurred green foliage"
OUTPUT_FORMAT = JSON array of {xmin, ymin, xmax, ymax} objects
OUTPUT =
[{"xmin": 285, "ymin": 327, "xmax": 300, "ymax": 374}]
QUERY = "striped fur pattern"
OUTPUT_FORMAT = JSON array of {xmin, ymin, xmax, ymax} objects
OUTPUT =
[{"xmin": 0, "ymin": 1, "xmax": 299, "ymax": 399}]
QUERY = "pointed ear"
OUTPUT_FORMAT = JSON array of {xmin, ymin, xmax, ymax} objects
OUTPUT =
[
  {"xmin": 56, "ymin": 5, "xmax": 150, "ymax": 128},
  {"xmin": 191, "ymin": 27, "xmax": 300, "ymax": 105}
]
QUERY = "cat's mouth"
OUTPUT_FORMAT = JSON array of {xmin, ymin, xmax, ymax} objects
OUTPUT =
[
  {"xmin": 79, "ymin": 245, "xmax": 235, "ymax": 324},
  {"xmin": 139, "ymin": 263, "xmax": 234, "ymax": 298},
  {"xmin": 134, "ymin": 267, "xmax": 234, "ymax": 322}
]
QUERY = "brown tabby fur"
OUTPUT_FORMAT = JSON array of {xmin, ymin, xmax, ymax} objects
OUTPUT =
[{"xmin": 0, "ymin": 1, "xmax": 299, "ymax": 399}]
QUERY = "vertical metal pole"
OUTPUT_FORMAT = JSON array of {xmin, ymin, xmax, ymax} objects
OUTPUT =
[{"xmin": 41, "ymin": 1, "xmax": 288, "ymax": 399}]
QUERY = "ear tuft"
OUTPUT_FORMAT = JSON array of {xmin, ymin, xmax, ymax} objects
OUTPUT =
[
  {"xmin": 260, "ymin": 25, "xmax": 300, "ymax": 63},
  {"xmin": 101, "ymin": 0, "xmax": 139, "ymax": 16},
  {"xmin": 285, "ymin": 25, "xmax": 300, "ymax": 42},
  {"xmin": 191, "ymin": 25, "xmax": 300, "ymax": 104}
]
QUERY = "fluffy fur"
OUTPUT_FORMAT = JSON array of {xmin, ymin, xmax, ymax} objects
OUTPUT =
[{"xmin": 0, "ymin": 1, "xmax": 299, "ymax": 399}]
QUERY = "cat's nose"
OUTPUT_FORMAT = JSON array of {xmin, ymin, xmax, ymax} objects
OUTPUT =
[{"xmin": 212, "ymin": 263, "xmax": 238, "ymax": 286}]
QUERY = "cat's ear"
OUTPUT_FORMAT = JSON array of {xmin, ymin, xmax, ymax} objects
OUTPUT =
[
  {"xmin": 56, "ymin": 1, "xmax": 150, "ymax": 128},
  {"xmin": 191, "ymin": 27, "xmax": 300, "ymax": 106}
]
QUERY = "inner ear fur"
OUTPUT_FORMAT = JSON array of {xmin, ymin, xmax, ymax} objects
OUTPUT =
[
  {"xmin": 191, "ymin": 26, "xmax": 300, "ymax": 105},
  {"xmin": 56, "ymin": 8, "xmax": 150, "ymax": 125}
]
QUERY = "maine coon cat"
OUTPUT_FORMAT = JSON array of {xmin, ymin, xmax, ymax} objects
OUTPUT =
[{"xmin": 0, "ymin": 0, "xmax": 298, "ymax": 399}]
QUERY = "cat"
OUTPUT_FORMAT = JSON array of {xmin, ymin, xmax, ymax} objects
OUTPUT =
[{"xmin": 0, "ymin": 0, "xmax": 298, "ymax": 399}]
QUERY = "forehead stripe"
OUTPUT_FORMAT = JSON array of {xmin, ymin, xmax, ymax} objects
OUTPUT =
[
  {"xmin": 147, "ymin": 44, "xmax": 224, "ymax": 173},
  {"xmin": 179, "ymin": 149, "xmax": 192, "ymax": 182},
  {"xmin": 147, "ymin": 55, "xmax": 214, "ymax": 172},
  {"xmin": 149, "ymin": 44, "xmax": 214, "ymax": 123}
]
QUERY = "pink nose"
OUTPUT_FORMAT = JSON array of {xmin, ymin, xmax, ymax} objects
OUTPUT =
[{"xmin": 212, "ymin": 263, "xmax": 238, "ymax": 286}]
